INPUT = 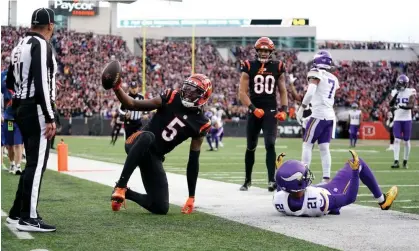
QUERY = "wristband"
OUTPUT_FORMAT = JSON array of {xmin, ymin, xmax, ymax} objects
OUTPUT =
[{"xmin": 248, "ymin": 104, "xmax": 257, "ymax": 113}]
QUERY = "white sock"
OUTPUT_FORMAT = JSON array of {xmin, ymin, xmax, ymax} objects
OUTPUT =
[
  {"xmin": 404, "ymin": 140, "xmax": 411, "ymax": 161},
  {"xmin": 319, "ymin": 143, "xmax": 331, "ymax": 179},
  {"xmin": 11, "ymin": 161, "xmax": 15, "ymax": 166},
  {"xmin": 393, "ymin": 138, "xmax": 401, "ymax": 161},
  {"xmin": 377, "ymin": 194, "xmax": 385, "ymax": 203},
  {"xmin": 302, "ymin": 142, "xmax": 314, "ymax": 168}
]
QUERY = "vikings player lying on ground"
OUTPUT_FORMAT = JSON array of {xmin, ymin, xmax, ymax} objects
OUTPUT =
[{"xmin": 272, "ymin": 150, "xmax": 398, "ymax": 217}]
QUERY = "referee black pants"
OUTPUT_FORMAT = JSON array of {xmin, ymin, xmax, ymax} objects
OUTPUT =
[{"xmin": 9, "ymin": 102, "xmax": 51, "ymax": 219}]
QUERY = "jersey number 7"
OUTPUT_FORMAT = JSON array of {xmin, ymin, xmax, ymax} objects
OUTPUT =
[
  {"xmin": 254, "ymin": 75, "xmax": 275, "ymax": 94},
  {"xmin": 162, "ymin": 117, "xmax": 186, "ymax": 141}
]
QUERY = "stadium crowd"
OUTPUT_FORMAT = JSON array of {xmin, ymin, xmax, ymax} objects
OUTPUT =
[
  {"xmin": 1, "ymin": 26, "xmax": 418, "ymax": 122},
  {"xmin": 318, "ymin": 41, "xmax": 405, "ymax": 50}
]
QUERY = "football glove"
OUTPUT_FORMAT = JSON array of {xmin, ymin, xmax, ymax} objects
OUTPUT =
[
  {"xmin": 348, "ymin": 150, "xmax": 360, "ymax": 170},
  {"xmin": 248, "ymin": 104, "xmax": 264, "ymax": 118},
  {"xmin": 181, "ymin": 197, "xmax": 195, "ymax": 214},
  {"xmin": 276, "ymin": 153, "xmax": 286, "ymax": 169},
  {"xmin": 275, "ymin": 111, "xmax": 287, "ymax": 121},
  {"xmin": 289, "ymin": 74, "xmax": 297, "ymax": 85}
]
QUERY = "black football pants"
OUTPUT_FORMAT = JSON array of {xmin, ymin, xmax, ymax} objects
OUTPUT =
[
  {"xmin": 122, "ymin": 131, "xmax": 169, "ymax": 215},
  {"xmin": 245, "ymin": 110, "xmax": 278, "ymax": 183},
  {"xmin": 9, "ymin": 101, "xmax": 51, "ymax": 219}
]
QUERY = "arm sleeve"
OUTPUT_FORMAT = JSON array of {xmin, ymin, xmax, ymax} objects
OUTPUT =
[
  {"xmin": 186, "ymin": 150, "xmax": 200, "ymax": 197},
  {"xmin": 32, "ymin": 40, "xmax": 54, "ymax": 123},
  {"xmin": 327, "ymin": 170, "xmax": 359, "ymax": 211},
  {"xmin": 6, "ymin": 63, "xmax": 16, "ymax": 92},
  {"xmin": 118, "ymin": 103, "xmax": 126, "ymax": 115}
]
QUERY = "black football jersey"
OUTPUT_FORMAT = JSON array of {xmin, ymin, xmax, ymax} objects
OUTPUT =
[
  {"xmin": 142, "ymin": 89, "xmax": 211, "ymax": 156},
  {"xmin": 240, "ymin": 59, "xmax": 286, "ymax": 109}
]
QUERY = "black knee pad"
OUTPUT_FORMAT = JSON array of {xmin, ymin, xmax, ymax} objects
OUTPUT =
[
  {"xmin": 125, "ymin": 131, "xmax": 155, "ymax": 154},
  {"xmin": 247, "ymin": 140, "xmax": 258, "ymax": 151}
]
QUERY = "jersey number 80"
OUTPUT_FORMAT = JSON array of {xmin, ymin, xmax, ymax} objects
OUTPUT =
[{"xmin": 254, "ymin": 75, "xmax": 275, "ymax": 94}]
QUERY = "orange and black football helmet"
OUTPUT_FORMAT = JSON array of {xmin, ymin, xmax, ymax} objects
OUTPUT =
[
  {"xmin": 180, "ymin": 73, "xmax": 213, "ymax": 108},
  {"xmin": 254, "ymin": 37, "xmax": 275, "ymax": 63}
]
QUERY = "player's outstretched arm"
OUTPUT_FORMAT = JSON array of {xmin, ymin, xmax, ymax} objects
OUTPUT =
[
  {"xmin": 181, "ymin": 136, "xmax": 204, "ymax": 214},
  {"xmin": 114, "ymin": 87, "xmax": 162, "ymax": 111}
]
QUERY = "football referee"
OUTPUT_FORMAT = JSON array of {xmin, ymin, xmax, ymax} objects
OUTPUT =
[{"xmin": 6, "ymin": 8, "xmax": 57, "ymax": 232}]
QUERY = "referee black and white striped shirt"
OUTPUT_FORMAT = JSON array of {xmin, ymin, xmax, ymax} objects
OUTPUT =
[
  {"xmin": 119, "ymin": 92, "xmax": 145, "ymax": 123},
  {"xmin": 6, "ymin": 31, "xmax": 57, "ymax": 123}
]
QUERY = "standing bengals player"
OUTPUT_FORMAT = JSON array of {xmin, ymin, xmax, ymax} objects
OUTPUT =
[
  {"xmin": 109, "ymin": 73, "xmax": 212, "ymax": 215},
  {"xmin": 239, "ymin": 37, "xmax": 288, "ymax": 192}
]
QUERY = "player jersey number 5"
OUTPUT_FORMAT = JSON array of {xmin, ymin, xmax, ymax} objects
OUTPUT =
[
  {"xmin": 254, "ymin": 75, "xmax": 275, "ymax": 94},
  {"xmin": 162, "ymin": 117, "xmax": 186, "ymax": 141}
]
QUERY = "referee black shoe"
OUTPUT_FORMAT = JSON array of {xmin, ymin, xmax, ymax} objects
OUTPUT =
[{"xmin": 16, "ymin": 218, "xmax": 56, "ymax": 232}]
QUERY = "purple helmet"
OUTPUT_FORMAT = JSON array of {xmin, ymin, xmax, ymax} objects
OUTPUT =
[
  {"xmin": 312, "ymin": 50, "xmax": 333, "ymax": 70},
  {"xmin": 275, "ymin": 160, "xmax": 314, "ymax": 193},
  {"xmin": 396, "ymin": 74, "xmax": 409, "ymax": 91}
]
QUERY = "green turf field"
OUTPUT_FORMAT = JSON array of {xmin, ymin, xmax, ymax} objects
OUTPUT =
[{"xmin": 1, "ymin": 136, "xmax": 418, "ymax": 251}]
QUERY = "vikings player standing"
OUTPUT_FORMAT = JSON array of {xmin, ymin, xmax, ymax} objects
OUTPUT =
[
  {"xmin": 348, "ymin": 103, "xmax": 362, "ymax": 147},
  {"xmin": 238, "ymin": 37, "xmax": 288, "ymax": 192},
  {"xmin": 296, "ymin": 51, "xmax": 339, "ymax": 184},
  {"xmin": 389, "ymin": 74, "xmax": 416, "ymax": 169},
  {"xmin": 207, "ymin": 109, "xmax": 224, "ymax": 151},
  {"xmin": 273, "ymin": 150, "xmax": 398, "ymax": 217}
]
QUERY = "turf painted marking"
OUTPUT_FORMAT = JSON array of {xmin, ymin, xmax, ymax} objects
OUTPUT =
[
  {"xmin": 1, "ymin": 210, "xmax": 34, "ymax": 240},
  {"xmin": 46, "ymin": 153, "xmax": 419, "ymax": 251},
  {"xmin": 358, "ymin": 199, "xmax": 412, "ymax": 203},
  {"xmin": 401, "ymin": 206, "xmax": 419, "ymax": 209}
]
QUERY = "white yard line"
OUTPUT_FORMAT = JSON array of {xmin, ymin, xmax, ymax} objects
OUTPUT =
[
  {"xmin": 401, "ymin": 206, "xmax": 419, "ymax": 209},
  {"xmin": 46, "ymin": 154, "xmax": 419, "ymax": 251},
  {"xmin": 1, "ymin": 210, "xmax": 34, "ymax": 240}
]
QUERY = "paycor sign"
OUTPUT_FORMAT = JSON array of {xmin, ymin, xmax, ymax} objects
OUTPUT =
[{"xmin": 50, "ymin": 0, "xmax": 99, "ymax": 16}]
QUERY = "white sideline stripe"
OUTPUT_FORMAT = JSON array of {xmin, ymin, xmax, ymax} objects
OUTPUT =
[
  {"xmin": 401, "ymin": 206, "xmax": 419, "ymax": 209},
  {"xmin": 358, "ymin": 200, "xmax": 412, "ymax": 203},
  {"xmin": 1, "ymin": 210, "xmax": 34, "ymax": 240},
  {"xmin": 167, "ymin": 169, "xmax": 419, "ymax": 174},
  {"xmin": 248, "ymin": 182, "xmax": 419, "ymax": 188},
  {"xmin": 167, "ymin": 161, "xmax": 419, "ymax": 165}
]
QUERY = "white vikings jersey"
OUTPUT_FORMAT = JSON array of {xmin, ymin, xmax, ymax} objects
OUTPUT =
[
  {"xmin": 211, "ymin": 115, "xmax": 223, "ymax": 127},
  {"xmin": 348, "ymin": 110, "xmax": 362, "ymax": 125},
  {"xmin": 273, "ymin": 186, "xmax": 331, "ymax": 217},
  {"xmin": 391, "ymin": 88, "xmax": 416, "ymax": 121},
  {"xmin": 307, "ymin": 68, "xmax": 340, "ymax": 120}
]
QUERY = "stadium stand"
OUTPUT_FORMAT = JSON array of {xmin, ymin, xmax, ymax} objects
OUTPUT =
[{"xmin": 1, "ymin": 26, "xmax": 418, "ymax": 123}]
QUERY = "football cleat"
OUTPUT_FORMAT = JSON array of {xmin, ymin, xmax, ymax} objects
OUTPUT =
[
  {"xmin": 111, "ymin": 186, "xmax": 127, "ymax": 211},
  {"xmin": 240, "ymin": 180, "xmax": 251, "ymax": 191},
  {"xmin": 403, "ymin": 160, "xmax": 408, "ymax": 169},
  {"xmin": 391, "ymin": 161, "xmax": 400, "ymax": 169},
  {"xmin": 379, "ymin": 186, "xmax": 398, "ymax": 210}
]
